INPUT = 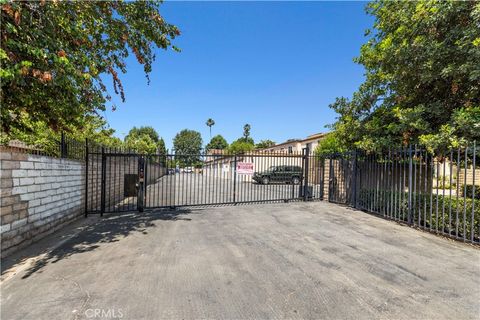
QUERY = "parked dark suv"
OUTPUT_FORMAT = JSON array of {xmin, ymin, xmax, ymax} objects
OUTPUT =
[{"xmin": 252, "ymin": 165, "xmax": 303, "ymax": 185}]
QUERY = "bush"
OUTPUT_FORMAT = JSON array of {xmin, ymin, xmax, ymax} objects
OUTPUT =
[{"xmin": 464, "ymin": 185, "xmax": 480, "ymax": 200}]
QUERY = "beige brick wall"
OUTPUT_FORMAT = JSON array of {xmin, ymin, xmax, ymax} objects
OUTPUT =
[
  {"xmin": 1, "ymin": 150, "xmax": 85, "ymax": 257},
  {"xmin": 457, "ymin": 167, "xmax": 479, "ymax": 187}
]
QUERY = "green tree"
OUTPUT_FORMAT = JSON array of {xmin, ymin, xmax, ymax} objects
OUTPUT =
[
  {"xmin": 173, "ymin": 129, "xmax": 202, "ymax": 165},
  {"xmin": 206, "ymin": 134, "xmax": 228, "ymax": 151},
  {"xmin": 235, "ymin": 123, "xmax": 254, "ymax": 145},
  {"xmin": 329, "ymin": 1, "xmax": 480, "ymax": 151},
  {"xmin": 1, "ymin": 113, "xmax": 123, "ymax": 152},
  {"xmin": 206, "ymin": 118, "xmax": 215, "ymax": 138},
  {"xmin": 1, "ymin": 1, "xmax": 180, "ymax": 138},
  {"xmin": 313, "ymin": 132, "xmax": 345, "ymax": 158},
  {"xmin": 243, "ymin": 124, "xmax": 251, "ymax": 140},
  {"xmin": 125, "ymin": 133, "xmax": 157, "ymax": 154},
  {"xmin": 125, "ymin": 126, "xmax": 160, "ymax": 143},
  {"xmin": 124, "ymin": 126, "xmax": 165, "ymax": 154},
  {"xmin": 157, "ymin": 137, "xmax": 167, "ymax": 155},
  {"xmin": 227, "ymin": 139, "xmax": 255, "ymax": 154},
  {"xmin": 255, "ymin": 139, "xmax": 276, "ymax": 149}
]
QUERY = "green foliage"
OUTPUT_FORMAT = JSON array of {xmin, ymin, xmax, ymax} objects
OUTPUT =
[
  {"xmin": 1, "ymin": 114, "xmax": 122, "ymax": 149},
  {"xmin": 314, "ymin": 133, "xmax": 345, "ymax": 158},
  {"xmin": 227, "ymin": 139, "xmax": 255, "ymax": 154},
  {"xmin": 125, "ymin": 133, "xmax": 157, "ymax": 154},
  {"xmin": 358, "ymin": 189, "xmax": 480, "ymax": 240},
  {"xmin": 329, "ymin": 1, "xmax": 480, "ymax": 151},
  {"xmin": 255, "ymin": 139, "xmax": 276, "ymax": 149},
  {"xmin": 124, "ymin": 126, "xmax": 164, "ymax": 154},
  {"xmin": 242, "ymin": 124, "xmax": 252, "ymax": 142},
  {"xmin": 1, "ymin": 1, "xmax": 180, "ymax": 137},
  {"xmin": 206, "ymin": 118, "xmax": 215, "ymax": 137},
  {"xmin": 157, "ymin": 137, "xmax": 167, "ymax": 155},
  {"xmin": 206, "ymin": 134, "xmax": 228, "ymax": 151},
  {"xmin": 173, "ymin": 129, "xmax": 202, "ymax": 165},
  {"xmin": 125, "ymin": 126, "xmax": 159, "ymax": 143},
  {"xmin": 465, "ymin": 185, "xmax": 480, "ymax": 200}
]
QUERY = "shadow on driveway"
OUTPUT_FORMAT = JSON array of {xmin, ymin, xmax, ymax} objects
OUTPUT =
[{"xmin": 2, "ymin": 208, "xmax": 195, "ymax": 280}]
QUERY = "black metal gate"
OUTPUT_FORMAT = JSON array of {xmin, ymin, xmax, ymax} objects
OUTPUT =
[{"xmin": 86, "ymin": 147, "xmax": 325, "ymax": 215}]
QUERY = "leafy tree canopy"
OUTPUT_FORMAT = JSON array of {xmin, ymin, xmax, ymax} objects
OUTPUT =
[
  {"xmin": 314, "ymin": 132, "xmax": 346, "ymax": 158},
  {"xmin": 206, "ymin": 118, "xmax": 215, "ymax": 137},
  {"xmin": 206, "ymin": 134, "xmax": 228, "ymax": 151},
  {"xmin": 329, "ymin": 1, "xmax": 480, "ymax": 152},
  {"xmin": 243, "ymin": 124, "xmax": 252, "ymax": 140},
  {"xmin": 124, "ymin": 126, "xmax": 164, "ymax": 154},
  {"xmin": 157, "ymin": 137, "xmax": 167, "ymax": 155},
  {"xmin": 125, "ymin": 126, "xmax": 159, "ymax": 143},
  {"xmin": 173, "ymin": 129, "xmax": 202, "ymax": 165},
  {"xmin": 255, "ymin": 139, "xmax": 276, "ymax": 149},
  {"xmin": 125, "ymin": 133, "xmax": 157, "ymax": 154},
  {"xmin": 227, "ymin": 139, "xmax": 255, "ymax": 154},
  {"xmin": 1, "ymin": 1, "xmax": 180, "ymax": 138}
]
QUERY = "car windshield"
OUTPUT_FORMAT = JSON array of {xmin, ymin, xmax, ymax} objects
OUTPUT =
[{"xmin": 268, "ymin": 166, "xmax": 277, "ymax": 172}]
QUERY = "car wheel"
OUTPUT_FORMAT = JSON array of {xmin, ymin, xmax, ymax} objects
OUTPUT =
[
  {"xmin": 262, "ymin": 177, "xmax": 270, "ymax": 185},
  {"xmin": 292, "ymin": 177, "xmax": 300, "ymax": 185}
]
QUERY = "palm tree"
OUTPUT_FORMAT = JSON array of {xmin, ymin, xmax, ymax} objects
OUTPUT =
[{"xmin": 206, "ymin": 118, "xmax": 215, "ymax": 138}]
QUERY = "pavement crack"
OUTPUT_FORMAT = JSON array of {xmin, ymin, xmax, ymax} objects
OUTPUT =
[{"xmin": 54, "ymin": 275, "xmax": 91, "ymax": 320}]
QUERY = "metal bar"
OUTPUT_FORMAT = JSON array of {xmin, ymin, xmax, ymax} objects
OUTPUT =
[
  {"xmin": 463, "ymin": 146, "xmax": 468, "ymax": 241},
  {"xmin": 100, "ymin": 147, "xmax": 106, "ymax": 216},
  {"xmin": 408, "ymin": 145, "xmax": 413, "ymax": 224},
  {"xmin": 472, "ymin": 142, "xmax": 476, "ymax": 243},
  {"xmin": 442, "ymin": 151, "xmax": 446, "ymax": 233},
  {"xmin": 233, "ymin": 155, "xmax": 237, "ymax": 204},
  {"xmin": 304, "ymin": 147, "xmax": 310, "ymax": 201},
  {"xmin": 352, "ymin": 150, "xmax": 357, "ymax": 208},
  {"xmin": 84, "ymin": 138, "xmax": 89, "ymax": 217}
]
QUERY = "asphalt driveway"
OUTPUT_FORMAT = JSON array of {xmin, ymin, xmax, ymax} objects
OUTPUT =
[{"xmin": 1, "ymin": 202, "xmax": 479, "ymax": 319}]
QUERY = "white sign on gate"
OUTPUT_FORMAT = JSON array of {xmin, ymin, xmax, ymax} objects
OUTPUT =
[
  {"xmin": 237, "ymin": 162, "xmax": 254, "ymax": 175},
  {"xmin": 222, "ymin": 164, "xmax": 230, "ymax": 173}
]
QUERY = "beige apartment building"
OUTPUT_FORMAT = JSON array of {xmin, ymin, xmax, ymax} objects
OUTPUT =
[
  {"xmin": 203, "ymin": 132, "xmax": 327, "ymax": 183},
  {"xmin": 258, "ymin": 132, "xmax": 327, "ymax": 154}
]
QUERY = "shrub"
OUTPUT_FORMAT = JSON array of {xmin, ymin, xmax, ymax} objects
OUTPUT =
[
  {"xmin": 464, "ymin": 185, "xmax": 480, "ymax": 200},
  {"xmin": 357, "ymin": 189, "xmax": 480, "ymax": 241}
]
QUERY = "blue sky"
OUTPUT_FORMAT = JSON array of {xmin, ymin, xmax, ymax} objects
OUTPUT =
[{"xmin": 104, "ymin": 1, "xmax": 373, "ymax": 150}]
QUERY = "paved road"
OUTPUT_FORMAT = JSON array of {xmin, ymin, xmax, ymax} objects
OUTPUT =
[
  {"xmin": 1, "ymin": 202, "xmax": 479, "ymax": 319},
  {"xmin": 144, "ymin": 173, "xmax": 324, "ymax": 207}
]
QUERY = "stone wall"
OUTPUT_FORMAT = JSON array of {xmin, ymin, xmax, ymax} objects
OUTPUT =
[{"xmin": 1, "ymin": 149, "xmax": 84, "ymax": 257}]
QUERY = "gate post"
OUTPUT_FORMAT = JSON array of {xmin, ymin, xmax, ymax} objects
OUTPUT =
[
  {"xmin": 328, "ymin": 158, "xmax": 333, "ymax": 202},
  {"xmin": 60, "ymin": 132, "xmax": 67, "ymax": 158},
  {"xmin": 233, "ymin": 155, "xmax": 237, "ymax": 205},
  {"xmin": 85, "ymin": 138, "xmax": 89, "ymax": 217},
  {"xmin": 351, "ymin": 150, "xmax": 358, "ymax": 208},
  {"xmin": 407, "ymin": 145, "xmax": 413, "ymax": 225},
  {"xmin": 138, "ymin": 156, "xmax": 145, "ymax": 212},
  {"xmin": 100, "ymin": 147, "xmax": 106, "ymax": 216},
  {"xmin": 303, "ymin": 147, "xmax": 310, "ymax": 201}
]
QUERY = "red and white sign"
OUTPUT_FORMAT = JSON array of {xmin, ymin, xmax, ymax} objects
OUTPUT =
[{"xmin": 237, "ymin": 162, "xmax": 254, "ymax": 175}]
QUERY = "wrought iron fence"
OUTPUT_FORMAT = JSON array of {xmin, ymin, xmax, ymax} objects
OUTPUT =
[
  {"xmin": 328, "ymin": 143, "xmax": 479, "ymax": 244},
  {"xmin": 1, "ymin": 133, "xmax": 86, "ymax": 160},
  {"xmin": 4, "ymin": 133, "xmax": 477, "ymax": 244},
  {"xmin": 85, "ymin": 148, "xmax": 326, "ymax": 214}
]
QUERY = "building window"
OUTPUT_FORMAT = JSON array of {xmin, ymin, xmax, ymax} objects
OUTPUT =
[{"xmin": 288, "ymin": 146, "xmax": 293, "ymax": 154}]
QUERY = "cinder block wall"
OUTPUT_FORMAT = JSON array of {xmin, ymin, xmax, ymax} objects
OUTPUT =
[{"xmin": 1, "ymin": 150, "xmax": 85, "ymax": 257}]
